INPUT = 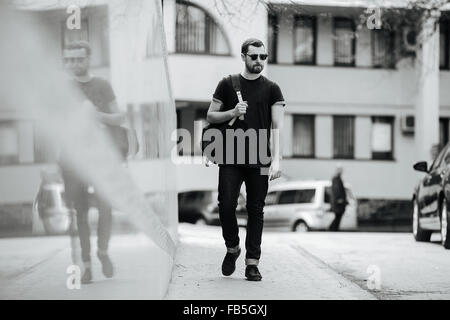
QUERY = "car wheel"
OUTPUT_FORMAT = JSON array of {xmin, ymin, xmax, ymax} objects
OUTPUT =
[
  {"xmin": 441, "ymin": 200, "xmax": 450, "ymax": 249},
  {"xmin": 413, "ymin": 201, "xmax": 432, "ymax": 242},
  {"xmin": 293, "ymin": 221, "xmax": 309, "ymax": 233}
]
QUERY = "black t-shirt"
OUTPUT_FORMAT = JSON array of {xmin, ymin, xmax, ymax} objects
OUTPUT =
[
  {"xmin": 76, "ymin": 76, "xmax": 116, "ymax": 113},
  {"xmin": 212, "ymin": 74, "xmax": 285, "ymax": 168}
]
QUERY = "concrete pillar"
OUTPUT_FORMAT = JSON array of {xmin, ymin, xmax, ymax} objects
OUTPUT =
[
  {"xmin": 315, "ymin": 115, "xmax": 333, "ymax": 158},
  {"xmin": 355, "ymin": 116, "xmax": 372, "ymax": 159},
  {"xmin": 415, "ymin": 12, "xmax": 440, "ymax": 162}
]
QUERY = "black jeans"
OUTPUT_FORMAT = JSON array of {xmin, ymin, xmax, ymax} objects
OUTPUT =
[
  {"xmin": 62, "ymin": 169, "xmax": 112, "ymax": 263},
  {"xmin": 218, "ymin": 166, "xmax": 268, "ymax": 263}
]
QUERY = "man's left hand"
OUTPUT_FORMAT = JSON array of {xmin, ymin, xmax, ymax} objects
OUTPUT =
[{"xmin": 269, "ymin": 159, "xmax": 282, "ymax": 181}]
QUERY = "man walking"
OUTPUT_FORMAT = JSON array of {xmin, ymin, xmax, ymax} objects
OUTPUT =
[
  {"xmin": 206, "ymin": 38, "xmax": 285, "ymax": 281},
  {"xmin": 329, "ymin": 165, "xmax": 348, "ymax": 232},
  {"xmin": 62, "ymin": 40, "xmax": 126, "ymax": 283}
]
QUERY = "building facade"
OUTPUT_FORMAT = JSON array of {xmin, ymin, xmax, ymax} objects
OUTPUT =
[{"xmin": 165, "ymin": 0, "xmax": 450, "ymax": 225}]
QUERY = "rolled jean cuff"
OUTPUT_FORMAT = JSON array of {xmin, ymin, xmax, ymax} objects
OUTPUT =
[
  {"xmin": 245, "ymin": 258, "xmax": 259, "ymax": 266},
  {"xmin": 227, "ymin": 245, "xmax": 240, "ymax": 254}
]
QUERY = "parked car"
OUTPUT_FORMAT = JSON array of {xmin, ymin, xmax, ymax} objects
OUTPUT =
[
  {"xmin": 33, "ymin": 180, "xmax": 72, "ymax": 235},
  {"xmin": 412, "ymin": 142, "xmax": 450, "ymax": 249},
  {"xmin": 178, "ymin": 189, "xmax": 246, "ymax": 225},
  {"xmin": 242, "ymin": 180, "xmax": 358, "ymax": 232}
]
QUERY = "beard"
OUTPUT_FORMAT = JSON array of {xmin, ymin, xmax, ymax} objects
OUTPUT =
[{"xmin": 246, "ymin": 61, "xmax": 264, "ymax": 74}]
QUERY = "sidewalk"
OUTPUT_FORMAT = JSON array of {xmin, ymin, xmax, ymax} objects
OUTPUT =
[
  {"xmin": 0, "ymin": 232, "xmax": 171, "ymax": 299},
  {"xmin": 165, "ymin": 224, "xmax": 376, "ymax": 300}
]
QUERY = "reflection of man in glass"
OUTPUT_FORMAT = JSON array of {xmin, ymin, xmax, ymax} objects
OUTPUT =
[{"xmin": 62, "ymin": 41, "xmax": 125, "ymax": 284}]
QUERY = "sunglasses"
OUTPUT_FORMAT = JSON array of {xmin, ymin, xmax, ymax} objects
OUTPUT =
[{"xmin": 245, "ymin": 54, "xmax": 268, "ymax": 61}]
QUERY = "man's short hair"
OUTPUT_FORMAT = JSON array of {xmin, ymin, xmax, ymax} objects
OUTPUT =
[
  {"xmin": 241, "ymin": 38, "xmax": 265, "ymax": 55},
  {"xmin": 65, "ymin": 40, "xmax": 91, "ymax": 56}
]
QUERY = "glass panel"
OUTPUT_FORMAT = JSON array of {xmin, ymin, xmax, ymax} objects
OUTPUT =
[
  {"xmin": 294, "ymin": 16, "xmax": 315, "ymax": 64},
  {"xmin": 293, "ymin": 115, "xmax": 314, "ymax": 157},
  {"xmin": 333, "ymin": 116, "xmax": 354, "ymax": 158},
  {"xmin": 0, "ymin": 121, "xmax": 19, "ymax": 166},
  {"xmin": 268, "ymin": 13, "xmax": 278, "ymax": 63},
  {"xmin": 278, "ymin": 190, "xmax": 297, "ymax": 204},
  {"xmin": 265, "ymin": 192, "xmax": 278, "ymax": 205},
  {"xmin": 296, "ymin": 189, "xmax": 316, "ymax": 203},
  {"xmin": 334, "ymin": 18, "xmax": 355, "ymax": 65},
  {"xmin": 440, "ymin": 21, "xmax": 448, "ymax": 69},
  {"xmin": 63, "ymin": 18, "xmax": 89, "ymax": 46},
  {"xmin": 372, "ymin": 117, "xmax": 393, "ymax": 160},
  {"xmin": 0, "ymin": 0, "xmax": 178, "ymax": 299},
  {"xmin": 176, "ymin": 2, "xmax": 230, "ymax": 54},
  {"xmin": 373, "ymin": 30, "xmax": 394, "ymax": 68}
]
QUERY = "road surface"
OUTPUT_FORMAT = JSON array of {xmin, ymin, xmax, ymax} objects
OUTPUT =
[
  {"xmin": 1, "ymin": 224, "xmax": 450, "ymax": 299},
  {"xmin": 166, "ymin": 224, "xmax": 450, "ymax": 300}
]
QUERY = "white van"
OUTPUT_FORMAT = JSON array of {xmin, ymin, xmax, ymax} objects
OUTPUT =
[{"xmin": 260, "ymin": 180, "xmax": 358, "ymax": 232}]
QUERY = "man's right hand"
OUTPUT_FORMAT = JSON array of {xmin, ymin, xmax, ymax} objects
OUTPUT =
[{"xmin": 232, "ymin": 101, "xmax": 248, "ymax": 118}]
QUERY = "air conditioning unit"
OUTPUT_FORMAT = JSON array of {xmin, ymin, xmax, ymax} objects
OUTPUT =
[
  {"xmin": 401, "ymin": 115, "xmax": 415, "ymax": 134},
  {"xmin": 403, "ymin": 27, "xmax": 417, "ymax": 52}
]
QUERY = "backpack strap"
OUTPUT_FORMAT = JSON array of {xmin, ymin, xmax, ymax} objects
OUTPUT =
[
  {"xmin": 230, "ymin": 74, "xmax": 243, "ymax": 103},
  {"xmin": 228, "ymin": 74, "xmax": 244, "ymax": 125}
]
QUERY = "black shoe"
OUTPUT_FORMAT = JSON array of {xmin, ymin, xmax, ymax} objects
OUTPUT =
[
  {"xmin": 97, "ymin": 252, "xmax": 114, "ymax": 278},
  {"xmin": 245, "ymin": 265, "xmax": 262, "ymax": 281},
  {"xmin": 81, "ymin": 267, "xmax": 92, "ymax": 284},
  {"xmin": 221, "ymin": 248, "xmax": 241, "ymax": 276}
]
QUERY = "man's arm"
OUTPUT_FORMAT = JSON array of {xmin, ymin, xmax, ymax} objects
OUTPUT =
[
  {"xmin": 96, "ymin": 100, "xmax": 126, "ymax": 126},
  {"xmin": 269, "ymin": 103, "xmax": 285, "ymax": 181},
  {"xmin": 206, "ymin": 98, "xmax": 246, "ymax": 124}
]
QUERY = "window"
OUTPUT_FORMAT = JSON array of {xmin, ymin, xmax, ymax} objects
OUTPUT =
[
  {"xmin": 0, "ymin": 121, "xmax": 19, "ymax": 166},
  {"xmin": 294, "ymin": 15, "xmax": 316, "ymax": 64},
  {"xmin": 372, "ymin": 29, "xmax": 395, "ymax": 68},
  {"xmin": 293, "ymin": 115, "xmax": 315, "ymax": 158},
  {"xmin": 278, "ymin": 190, "xmax": 297, "ymax": 204},
  {"xmin": 62, "ymin": 16, "xmax": 110, "ymax": 67},
  {"xmin": 431, "ymin": 144, "xmax": 448, "ymax": 171},
  {"xmin": 333, "ymin": 116, "xmax": 354, "ymax": 159},
  {"xmin": 334, "ymin": 18, "xmax": 356, "ymax": 66},
  {"xmin": 440, "ymin": 118, "xmax": 449, "ymax": 150},
  {"xmin": 176, "ymin": 1, "xmax": 231, "ymax": 55},
  {"xmin": 265, "ymin": 191, "xmax": 278, "ymax": 205},
  {"xmin": 268, "ymin": 13, "xmax": 279, "ymax": 63},
  {"xmin": 296, "ymin": 189, "xmax": 316, "ymax": 204},
  {"xmin": 278, "ymin": 189, "xmax": 316, "ymax": 204},
  {"xmin": 63, "ymin": 18, "xmax": 89, "ymax": 47},
  {"xmin": 372, "ymin": 117, "xmax": 394, "ymax": 160},
  {"xmin": 441, "ymin": 144, "xmax": 450, "ymax": 167},
  {"xmin": 440, "ymin": 20, "xmax": 449, "ymax": 70}
]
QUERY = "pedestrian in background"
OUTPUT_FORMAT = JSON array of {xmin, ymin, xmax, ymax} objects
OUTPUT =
[{"xmin": 329, "ymin": 164, "xmax": 348, "ymax": 232}]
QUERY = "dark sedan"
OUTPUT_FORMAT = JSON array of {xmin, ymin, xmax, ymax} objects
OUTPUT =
[
  {"xmin": 413, "ymin": 143, "xmax": 450, "ymax": 248},
  {"xmin": 178, "ymin": 190, "xmax": 247, "ymax": 226}
]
